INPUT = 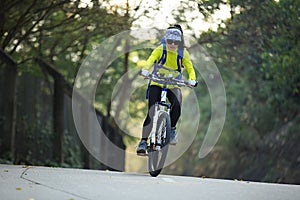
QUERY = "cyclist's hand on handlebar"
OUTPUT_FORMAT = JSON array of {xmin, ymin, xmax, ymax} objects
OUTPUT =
[
  {"xmin": 187, "ymin": 80, "xmax": 198, "ymax": 87},
  {"xmin": 139, "ymin": 68, "xmax": 198, "ymax": 88},
  {"xmin": 139, "ymin": 69, "xmax": 150, "ymax": 77}
]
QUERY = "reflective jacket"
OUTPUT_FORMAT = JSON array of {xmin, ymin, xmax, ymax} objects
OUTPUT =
[{"xmin": 145, "ymin": 44, "xmax": 196, "ymax": 88}]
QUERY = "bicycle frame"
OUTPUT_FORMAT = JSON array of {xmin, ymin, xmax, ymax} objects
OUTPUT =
[
  {"xmin": 139, "ymin": 67, "xmax": 197, "ymax": 176},
  {"xmin": 150, "ymin": 87, "xmax": 171, "ymax": 151},
  {"xmin": 140, "ymin": 68, "xmax": 194, "ymax": 151}
]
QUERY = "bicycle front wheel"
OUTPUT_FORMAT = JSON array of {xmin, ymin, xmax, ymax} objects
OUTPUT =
[{"xmin": 148, "ymin": 111, "xmax": 171, "ymax": 177}]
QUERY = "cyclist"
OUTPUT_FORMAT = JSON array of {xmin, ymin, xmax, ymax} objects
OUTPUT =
[{"xmin": 137, "ymin": 24, "xmax": 197, "ymax": 155}]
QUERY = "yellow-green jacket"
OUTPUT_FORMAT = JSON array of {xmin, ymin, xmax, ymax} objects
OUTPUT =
[{"xmin": 145, "ymin": 44, "xmax": 196, "ymax": 88}]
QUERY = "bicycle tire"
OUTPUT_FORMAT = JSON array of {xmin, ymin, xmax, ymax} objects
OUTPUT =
[{"xmin": 148, "ymin": 111, "xmax": 171, "ymax": 177}]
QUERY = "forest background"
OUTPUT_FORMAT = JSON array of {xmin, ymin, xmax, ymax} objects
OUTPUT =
[{"xmin": 0, "ymin": 0, "xmax": 299, "ymax": 184}]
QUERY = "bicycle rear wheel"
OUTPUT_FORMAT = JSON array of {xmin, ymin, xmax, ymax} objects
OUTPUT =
[{"xmin": 148, "ymin": 112, "xmax": 171, "ymax": 177}]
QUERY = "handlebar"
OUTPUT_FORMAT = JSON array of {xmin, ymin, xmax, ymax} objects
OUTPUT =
[{"xmin": 139, "ymin": 69, "xmax": 198, "ymax": 88}]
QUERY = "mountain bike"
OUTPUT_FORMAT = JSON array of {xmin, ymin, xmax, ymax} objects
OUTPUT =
[{"xmin": 139, "ymin": 68, "xmax": 197, "ymax": 177}]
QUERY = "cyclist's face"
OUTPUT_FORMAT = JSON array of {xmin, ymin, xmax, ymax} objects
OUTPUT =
[{"xmin": 166, "ymin": 40, "xmax": 179, "ymax": 51}]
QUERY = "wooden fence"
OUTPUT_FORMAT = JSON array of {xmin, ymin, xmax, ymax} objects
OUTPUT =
[{"xmin": 0, "ymin": 49, "xmax": 125, "ymax": 170}]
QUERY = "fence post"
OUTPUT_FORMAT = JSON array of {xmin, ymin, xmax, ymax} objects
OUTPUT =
[
  {"xmin": 35, "ymin": 58, "xmax": 65, "ymax": 164},
  {"xmin": 53, "ymin": 76, "xmax": 64, "ymax": 164},
  {"xmin": 0, "ymin": 48, "xmax": 18, "ymax": 160}
]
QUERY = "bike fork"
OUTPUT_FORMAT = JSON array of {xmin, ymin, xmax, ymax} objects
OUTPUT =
[
  {"xmin": 150, "ymin": 103, "xmax": 159, "ymax": 150},
  {"xmin": 149, "ymin": 87, "xmax": 169, "ymax": 151}
]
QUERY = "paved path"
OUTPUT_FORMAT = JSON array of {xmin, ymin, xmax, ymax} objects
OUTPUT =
[{"xmin": 0, "ymin": 164, "xmax": 299, "ymax": 200}]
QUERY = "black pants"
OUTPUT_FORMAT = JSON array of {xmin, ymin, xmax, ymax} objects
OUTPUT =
[{"xmin": 142, "ymin": 85, "xmax": 182, "ymax": 139}]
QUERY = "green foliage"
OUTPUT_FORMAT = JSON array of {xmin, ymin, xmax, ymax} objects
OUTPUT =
[
  {"xmin": 1, "ymin": 0, "xmax": 130, "ymax": 79},
  {"xmin": 261, "ymin": 0, "xmax": 300, "ymax": 103},
  {"xmin": 164, "ymin": 0, "xmax": 300, "ymax": 184},
  {"xmin": 62, "ymin": 131, "xmax": 84, "ymax": 168},
  {"xmin": 0, "ymin": 0, "xmax": 130, "ymax": 168},
  {"xmin": 1, "ymin": 0, "xmax": 299, "ymax": 183}
]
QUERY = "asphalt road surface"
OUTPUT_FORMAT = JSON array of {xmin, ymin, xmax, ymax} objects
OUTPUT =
[{"xmin": 0, "ymin": 164, "xmax": 299, "ymax": 200}]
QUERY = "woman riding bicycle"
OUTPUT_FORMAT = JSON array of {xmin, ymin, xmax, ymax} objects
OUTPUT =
[{"xmin": 137, "ymin": 24, "xmax": 197, "ymax": 155}]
